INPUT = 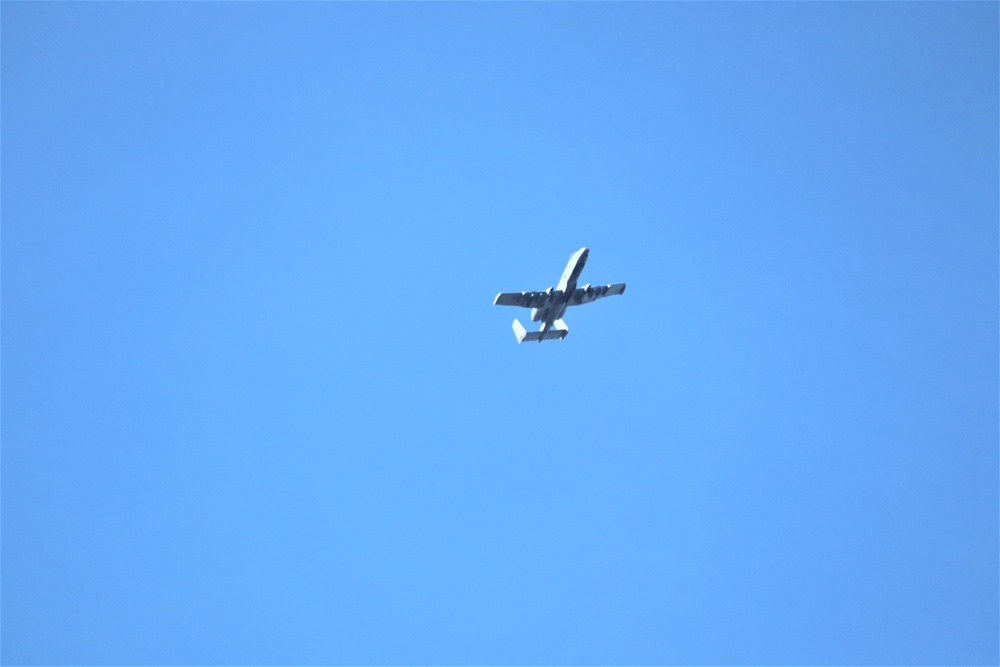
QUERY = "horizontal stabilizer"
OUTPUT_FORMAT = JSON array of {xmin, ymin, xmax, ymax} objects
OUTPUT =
[{"xmin": 512, "ymin": 319, "xmax": 567, "ymax": 344}]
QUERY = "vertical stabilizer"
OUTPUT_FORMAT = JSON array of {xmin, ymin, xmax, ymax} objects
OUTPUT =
[{"xmin": 512, "ymin": 319, "xmax": 528, "ymax": 344}]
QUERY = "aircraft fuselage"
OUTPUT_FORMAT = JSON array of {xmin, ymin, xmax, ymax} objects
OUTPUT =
[{"xmin": 531, "ymin": 247, "xmax": 589, "ymax": 335}]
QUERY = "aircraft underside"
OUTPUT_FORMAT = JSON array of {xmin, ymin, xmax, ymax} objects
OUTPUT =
[{"xmin": 493, "ymin": 248, "xmax": 626, "ymax": 344}]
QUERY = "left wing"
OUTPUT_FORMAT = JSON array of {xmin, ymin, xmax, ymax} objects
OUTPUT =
[
  {"xmin": 568, "ymin": 283, "xmax": 626, "ymax": 306},
  {"xmin": 494, "ymin": 291, "xmax": 556, "ymax": 308}
]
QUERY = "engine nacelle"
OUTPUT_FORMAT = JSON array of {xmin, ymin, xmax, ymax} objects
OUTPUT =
[{"xmin": 531, "ymin": 307, "xmax": 544, "ymax": 322}]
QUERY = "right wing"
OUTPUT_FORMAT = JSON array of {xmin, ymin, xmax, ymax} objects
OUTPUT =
[
  {"xmin": 494, "ymin": 291, "xmax": 556, "ymax": 308},
  {"xmin": 568, "ymin": 282, "xmax": 626, "ymax": 305}
]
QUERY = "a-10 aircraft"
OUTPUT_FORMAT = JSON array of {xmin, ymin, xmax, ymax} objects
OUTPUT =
[{"xmin": 493, "ymin": 247, "xmax": 626, "ymax": 343}]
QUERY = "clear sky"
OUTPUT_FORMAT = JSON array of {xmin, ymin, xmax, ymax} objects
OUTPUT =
[{"xmin": 2, "ymin": 3, "xmax": 997, "ymax": 665}]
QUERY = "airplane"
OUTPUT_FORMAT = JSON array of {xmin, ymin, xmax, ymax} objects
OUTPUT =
[{"xmin": 493, "ymin": 247, "xmax": 626, "ymax": 343}]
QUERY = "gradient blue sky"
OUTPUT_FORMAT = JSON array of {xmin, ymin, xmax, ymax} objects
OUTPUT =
[{"xmin": 3, "ymin": 3, "xmax": 998, "ymax": 665}]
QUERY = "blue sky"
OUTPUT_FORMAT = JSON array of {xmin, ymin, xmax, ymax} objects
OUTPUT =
[{"xmin": 2, "ymin": 3, "xmax": 997, "ymax": 665}]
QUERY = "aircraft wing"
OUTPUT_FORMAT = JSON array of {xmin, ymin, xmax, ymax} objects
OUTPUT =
[
  {"xmin": 568, "ymin": 282, "xmax": 626, "ymax": 305},
  {"xmin": 493, "ymin": 291, "xmax": 556, "ymax": 308}
]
